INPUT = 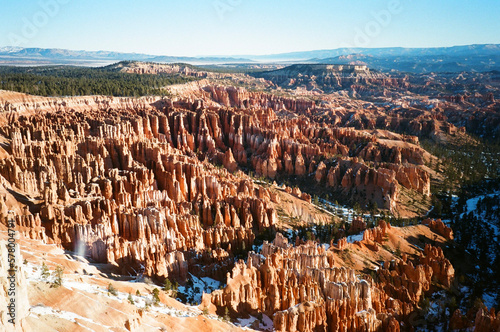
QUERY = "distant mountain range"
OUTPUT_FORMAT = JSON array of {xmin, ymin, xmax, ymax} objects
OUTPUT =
[
  {"xmin": 250, "ymin": 44, "xmax": 500, "ymax": 73},
  {"xmin": 1, "ymin": 44, "xmax": 500, "ymax": 73},
  {"xmin": 0, "ymin": 47, "xmax": 253, "ymax": 66},
  {"xmin": 249, "ymin": 44, "xmax": 500, "ymax": 61}
]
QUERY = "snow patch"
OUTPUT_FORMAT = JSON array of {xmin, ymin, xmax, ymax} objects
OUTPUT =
[
  {"xmin": 346, "ymin": 231, "xmax": 364, "ymax": 243},
  {"xmin": 178, "ymin": 273, "xmax": 222, "ymax": 305}
]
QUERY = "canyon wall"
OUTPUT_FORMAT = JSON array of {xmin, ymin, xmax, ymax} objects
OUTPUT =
[{"xmin": 209, "ymin": 223, "xmax": 455, "ymax": 332}]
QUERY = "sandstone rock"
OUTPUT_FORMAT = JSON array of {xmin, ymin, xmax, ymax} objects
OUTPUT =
[
  {"xmin": 422, "ymin": 218, "xmax": 453, "ymax": 240},
  {"xmin": 474, "ymin": 307, "xmax": 500, "ymax": 332},
  {"xmin": 349, "ymin": 217, "xmax": 366, "ymax": 234},
  {"xmin": 0, "ymin": 104, "xmax": 281, "ymax": 283},
  {"xmin": 207, "ymin": 230, "xmax": 448, "ymax": 332},
  {"xmin": 223, "ymin": 148, "xmax": 238, "ymax": 173}
]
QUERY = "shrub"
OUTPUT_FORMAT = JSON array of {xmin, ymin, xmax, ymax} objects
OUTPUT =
[
  {"xmin": 395, "ymin": 242, "xmax": 402, "ymax": 257},
  {"xmin": 108, "ymin": 283, "xmax": 118, "ymax": 296},
  {"xmin": 164, "ymin": 278, "xmax": 178, "ymax": 298},
  {"xmin": 51, "ymin": 266, "xmax": 64, "ymax": 288},
  {"xmin": 164, "ymin": 278, "xmax": 173, "ymax": 291},
  {"xmin": 202, "ymin": 306, "xmax": 209, "ymax": 315},
  {"xmin": 420, "ymin": 296, "xmax": 430, "ymax": 312},
  {"xmin": 41, "ymin": 262, "xmax": 50, "ymax": 279},
  {"xmin": 223, "ymin": 307, "xmax": 230, "ymax": 322},
  {"xmin": 152, "ymin": 288, "xmax": 161, "ymax": 305}
]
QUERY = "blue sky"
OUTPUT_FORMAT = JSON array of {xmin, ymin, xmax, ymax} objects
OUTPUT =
[{"xmin": 1, "ymin": 0, "xmax": 499, "ymax": 56}]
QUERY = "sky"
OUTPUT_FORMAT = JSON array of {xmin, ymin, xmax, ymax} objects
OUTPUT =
[{"xmin": 1, "ymin": 0, "xmax": 499, "ymax": 57}]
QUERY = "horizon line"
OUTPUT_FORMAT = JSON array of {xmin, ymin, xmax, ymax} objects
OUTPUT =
[{"xmin": 1, "ymin": 42, "xmax": 499, "ymax": 59}]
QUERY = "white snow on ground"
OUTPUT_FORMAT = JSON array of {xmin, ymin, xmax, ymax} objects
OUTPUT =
[
  {"xmin": 177, "ymin": 273, "xmax": 222, "ymax": 305},
  {"xmin": 30, "ymin": 305, "xmax": 114, "ymax": 330},
  {"xmin": 24, "ymin": 262, "xmax": 45, "ymax": 281},
  {"xmin": 63, "ymin": 279, "xmax": 106, "ymax": 296},
  {"xmin": 119, "ymin": 288, "xmax": 201, "ymax": 318},
  {"xmin": 465, "ymin": 196, "xmax": 482, "ymax": 215},
  {"xmin": 414, "ymin": 290, "xmax": 448, "ymax": 332},
  {"xmin": 235, "ymin": 314, "xmax": 273, "ymax": 331},
  {"xmin": 260, "ymin": 314, "xmax": 273, "ymax": 330},
  {"xmin": 346, "ymin": 231, "xmax": 364, "ymax": 243},
  {"xmin": 456, "ymin": 191, "xmax": 500, "ymax": 310},
  {"xmin": 236, "ymin": 316, "xmax": 255, "ymax": 327},
  {"xmin": 24, "ymin": 260, "xmax": 204, "ymax": 320},
  {"xmin": 252, "ymin": 244, "xmax": 263, "ymax": 253},
  {"xmin": 461, "ymin": 191, "xmax": 500, "ymax": 237},
  {"xmin": 318, "ymin": 198, "xmax": 357, "ymax": 222},
  {"xmin": 201, "ymin": 276, "xmax": 221, "ymax": 290},
  {"xmin": 149, "ymin": 303, "xmax": 200, "ymax": 318}
]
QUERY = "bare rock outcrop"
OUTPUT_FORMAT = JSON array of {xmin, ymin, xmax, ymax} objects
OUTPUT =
[
  {"xmin": 474, "ymin": 307, "xmax": 500, "ymax": 332},
  {"xmin": 207, "ymin": 220, "xmax": 457, "ymax": 332},
  {"xmin": 0, "ymin": 103, "xmax": 280, "ymax": 283},
  {"xmin": 422, "ymin": 218, "xmax": 453, "ymax": 240}
]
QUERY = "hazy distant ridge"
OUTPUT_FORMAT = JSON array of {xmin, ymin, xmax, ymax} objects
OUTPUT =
[
  {"xmin": 0, "ymin": 47, "xmax": 253, "ymax": 66},
  {"xmin": 1, "ymin": 44, "xmax": 499, "ymax": 72},
  {"xmin": 247, "ymin": 44, "xmax": 500, "ymax": 61}
]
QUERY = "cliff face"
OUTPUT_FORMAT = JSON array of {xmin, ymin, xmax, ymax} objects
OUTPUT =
[
  {"xmin": 208, "ymin": 223, "xmax": 455, "ymax": 332},
  {"xmin": 0, "ymin": 86, "xmax": 431, "ymax": 218},
  {"xmin": 252, "ymin": 66, "xmax": 500, "ymax": 140},
  {"xmin": 255, "ymin": 64, "xmax": 402, "ymax": 93},
  {"xmin": 0, "ymin": 62, "xmax": 497, "ymax": 330},
  {"xmin": 0, "ymin": 86, "xmax": 438, "ymax": 286},
  {"xmin": 211, "ymin": 234, "xmax": 380, "ymax": 332},
  {"xmin": 422, "ymin": 218, "xmax": 453, "ymax": 240},
  {"xmin": 0, "ymin": 96, "xmax": 280, "ymax": 282},
  {"xmin": 164, "ymin": 85, "xmax": 432, "ymax": 213}
]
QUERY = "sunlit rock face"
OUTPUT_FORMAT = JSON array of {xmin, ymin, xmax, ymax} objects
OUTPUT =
[{"xmin": 208, "ymin": 227, "xmax": 456, "ymax": 332}]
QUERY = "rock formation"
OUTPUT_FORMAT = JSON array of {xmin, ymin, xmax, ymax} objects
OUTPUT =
[
  {"xmin": 474, "ymin": 307, "xmax": 500, "ymax": 332},
  {"xmin": 422, "ymin": 218, "xmax": 453, "ymax": 240},
  {"xmin": 0, "ymin": 85, "xmax": 434, "ymax": 214},
  {"xmin": 208, "ymin": 223, "xmax": 455, "ymax": 332},
  {"xmin": 0, "ymin": 98, "xmax": 281, "ymax": 283},
  {"xmin": 0, "ymin": 61, "xmax": 498, "ymax": 331}
]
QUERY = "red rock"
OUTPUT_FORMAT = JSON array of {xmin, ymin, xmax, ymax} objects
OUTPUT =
[
  {"xmin": 223, "ymin": 148, "xmax": 238, "ymax": 173},
  {"xmin": 315, "ymin": 161, "xmax": 327, "ymax": 183},
  {"xmin": 349, "ymin": 217, "xmax": 367, "ymax": 234},
  {"xmin": 474, "ymin": 307, "xmax": 500, "ymax": 332},
  {"xmin": 449, "ymin": 309, "xmax": 470, "ymax": 330},
  {"xmin": 422, "ymin": 218, "xmax": 453, "ymax": 240},
  {"xmin": 207, "ymin": 229, "xmax": 446, "ymax": 332}
]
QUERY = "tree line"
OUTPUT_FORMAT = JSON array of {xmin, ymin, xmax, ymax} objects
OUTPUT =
[{"xmin": 0, "ymin": 65, "xmax": 197, "ymax": 97}]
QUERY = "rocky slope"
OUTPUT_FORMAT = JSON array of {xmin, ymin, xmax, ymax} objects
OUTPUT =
[
  {"xmin": 0, "ymin": 81, "xmax": 497, "ymax": 331},
  {"xmin": 0, "ymin": 91, "xmax": 280, "ymax": 283},
  {"xmin": 0, "ymin": 87, "xmax": 433, "ymax": 218},
  {"xmin": 114, "ymin": 61, "xmax": 235, "ymax": 80},
  {"xmin": 205, "ymin": 221, "xmax": 459, "ymax": 332},
  {"xmin": 255, "ymin": 64, "xmax": 403, "ymax": 94},
  {"xmin": 253, "ymin": 65, "xmax": 500, "ymax": 141},
  {"xmin": 0, "ymin": 230, "xmax": 254, "ymax": 332}
]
